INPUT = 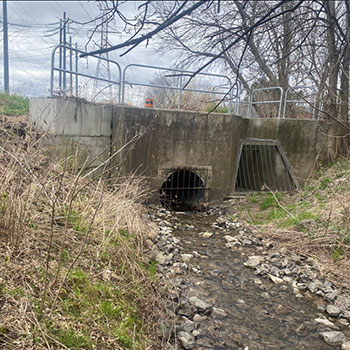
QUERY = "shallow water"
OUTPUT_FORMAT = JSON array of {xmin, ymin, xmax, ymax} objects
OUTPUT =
[{"xmin": 170, "ymin": 211, "xmax": 344, "ymax": 350}]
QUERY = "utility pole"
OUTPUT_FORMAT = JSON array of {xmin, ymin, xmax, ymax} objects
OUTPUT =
[{"xmin": 3, "ymin": 0, "xmax": 9, "ymax": 93}]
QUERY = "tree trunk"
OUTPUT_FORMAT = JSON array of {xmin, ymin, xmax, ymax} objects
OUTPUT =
[
  {"xmin": 339, "ymin": 1, "xmax": 350, "ymax": 122},
  {"xmin": 325, "ymin": 0, "xmax": 339, "ymax": 119}
]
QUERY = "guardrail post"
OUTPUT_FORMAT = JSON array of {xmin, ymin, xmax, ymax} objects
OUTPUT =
[
  {"xmin": 177, "ymin": 75, "xmax": 183, "ymax": 110},
  {"xmin": 248, "ymin": 91, "xmax": 253, "ymax": 118},
  {"xmin": 228, "ymin": 87, "xmax": 233, "ymax": 114},
  {"xmin": 75, "ymin": 43, "xmax": 78, "ymax": 97},
  {"xmin": 277, "ymin": 86, "xmax": 283, "ymax": 119}
]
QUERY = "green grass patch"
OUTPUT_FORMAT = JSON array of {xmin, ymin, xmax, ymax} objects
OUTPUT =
[
  {"xmin": 332, "ymin": 247, "xmax": 344, "ymax": 261},
  {"xmin": 205, "ymin": 103, "xmax": 228, "ymax": 114},
  {"xmin": 45, "ymin": 266, "xmax": 147, "ymax": 349},
  {"xmin": 0, "ymin": 93, "xmax": 29, "ymax": 116},
  {"xmin": 146, "ymin": 259, "xmax": 158, "ymax": 279},
  {"xmin": 319, "ymin": 177, "xmax": 331, "ymax": 190},
  {"xmin": 260, "ymin": 193, "xmax": 281, "ymax": 210}
]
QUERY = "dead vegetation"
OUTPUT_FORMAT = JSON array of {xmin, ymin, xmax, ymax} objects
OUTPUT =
[
  {"xmin": 0, "ymin": 114, "xmax": 164, "ymax": 349},
  {"xmin": 232, "ymin": 157, "xmax": 350, "ymax": 289}
]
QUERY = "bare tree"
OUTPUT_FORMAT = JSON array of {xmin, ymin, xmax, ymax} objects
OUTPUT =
[{"xmin": 80, "ymin": 0, "xmax": 350, "ymax": 123}]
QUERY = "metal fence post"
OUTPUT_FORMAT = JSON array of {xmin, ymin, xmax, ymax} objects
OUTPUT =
[
  {"xmin": 177, "ymin": 75, "xmax": 183, "ymax": 110},
  {"xmin": 228, "ymin": 87, "xmax": 233, "ymax": 114},
  {"xmin": 59, "ymin": 19, "xmax": 62, "ymax": 89},
  {"xmin": 69, "ymin": 36, "xmax": 73, "ymax": 94},
  {"xmin": 75, "ymin": 43, "xmax": 78, "ymax": 97}
]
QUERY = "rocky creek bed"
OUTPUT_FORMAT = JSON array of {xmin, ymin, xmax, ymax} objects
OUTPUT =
[{"xmin": 147, "ymin": 205, "xmax": 350, "ymax": 350}]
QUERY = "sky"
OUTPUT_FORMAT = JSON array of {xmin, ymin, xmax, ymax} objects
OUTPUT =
[{"xmin": 0, "ymin": 0, "xmax": 176, "ymax": 98}]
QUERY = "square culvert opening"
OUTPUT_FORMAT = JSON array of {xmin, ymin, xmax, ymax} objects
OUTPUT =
[
  {"xmin": 234, "ymin": 139, "xmax": 298, "ymax": 192},
  {"xmin": 159, "ymin": 169, "xmax": 208, "ymax": 211}
]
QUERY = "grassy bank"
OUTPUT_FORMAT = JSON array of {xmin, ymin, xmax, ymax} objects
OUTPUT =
[
  {"xmin": 0, "ymin": 96, "xmax": 162, "ymax": 349},
  {"xmin": 233, "ymin": 158, "xmax": 350, "ymax": 287}
]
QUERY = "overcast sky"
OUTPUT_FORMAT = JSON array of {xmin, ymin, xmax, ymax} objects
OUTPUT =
[{"xmin": 0, "ymin": 0, "xmax": 176, "ymax": 98}]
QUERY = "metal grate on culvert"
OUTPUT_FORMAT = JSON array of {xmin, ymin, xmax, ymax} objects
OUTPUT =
[
  {"xmin": 159, "ymin": 169, "xmax": 208, "ymax": 211},
  {"xmin": 234, "ymin": 139, "xmax": 299, "ymax": 192}
]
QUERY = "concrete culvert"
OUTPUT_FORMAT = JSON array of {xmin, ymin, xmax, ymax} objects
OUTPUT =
[{"xmin": 160, "ymin": 169, "xmax": 206, "ymax": 211}]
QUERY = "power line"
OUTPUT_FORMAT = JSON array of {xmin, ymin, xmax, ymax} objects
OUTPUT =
[{"xmin": 79, "ymin": 1, "xmax": 93, "ymax": 21}]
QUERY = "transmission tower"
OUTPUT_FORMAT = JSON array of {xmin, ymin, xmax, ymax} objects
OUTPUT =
[{"xmin": 92, "ymin": 2, "xmax": 113, "ymax": 102}]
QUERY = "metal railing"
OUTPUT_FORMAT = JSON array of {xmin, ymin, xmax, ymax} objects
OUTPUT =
[
  {"xmin": 121, "ymin": 63, "xmax": 234, "ymax": 113},
  {"xmin": 247, "ymin": 87, "xmax": 284, "ymax": 118},
  {"xmin": 283, "ymin": 85, "xmax": 317, "ymax": 119},
  {"xmin": 50, "ymin": 45, "xmax": 320, "ymax": 119},
  {"xmin": 50, "ymin": 44, "xmax": 122, "ymax": 103},
  {"xmin": 212, "ymin": 82, "xmax": 242, "ymax": 114}
]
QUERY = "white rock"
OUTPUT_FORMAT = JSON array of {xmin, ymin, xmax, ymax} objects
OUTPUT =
[
  {"xmin": 192, "ymin": 329, "xmax": 200, "ymax": 337},
  {"xmin": 212, "ymin": 307, "xmax": 227, "ymax": 317},
  {"xmin": 202, "ymin": 231, "xmax": 213, "ymax": 238},
  {"xmin": 181, "ymin": 254, "xmax": 193, "ymax": 262},
  {"xmin": 193, "ymin": 313, "xmax": 207, "ymax": 322},
  {"xmin": 342, "ymin": 341, "xmax": 350, "ymax": 350},
  {"xmin": 156, "ymin": 252, "xmax": 166, "ymax": 265},
  {"xmin": 268, "ymin": 274, "xmax": 284, "ymax": 285},
  {"xmin": 224, "ymin": 235, "xmax": 235, "ymax": 242},
  {"xmin": 244, "ymin": 256, "xmax": 263, "ymax": 268},
  {"xmin": 189, "ymin": 296, "xmax": 212, "ymax": 313},
  {"xmin": 320, "ymin": 331, "xmax": 346, "ymax": 345},
  {"xmin": 326, "ymin": 304, "xmax": 341, "ymax": 317},
  {"xmin": 314, "ymin": 317, "xmax": 339, "ymax": 330}
]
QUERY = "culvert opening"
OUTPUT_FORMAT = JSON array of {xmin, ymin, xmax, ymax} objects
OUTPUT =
[
  {"xmin": 234, "ymin": 140, "xmax": 298, "ymax": 192},
  {"xmin": 160, "ymin": 169, "xmax": 207, "ymax": 211}
]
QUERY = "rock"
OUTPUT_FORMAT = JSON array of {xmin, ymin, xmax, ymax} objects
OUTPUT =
[
  {"xmin": 325, "ymin": 291, "xmax": 339, "ymax": 302},
  {"xmin": 339, "ymin": 318, "xmax": 350, "ymax": 327},
  {"xmin": 244, "ymin": 256, "xmax": 263, "ymax": 268},
  {"xmin": 242, "ymin": 239, "xmax": 252, "ymax": 246},
  {"xmin": 224, "ymin": 235, "xmax": 235, "ymax": 242},
  {"xmin": 342, "ymin": 342, "xmax": 350, "ymax": 350},
  {"xmin": 202, "ymin": 231, "xmax": 213, "ymax": 238},
  {"xmin": 256, "ymin": 264, "xmax": 270, "ymax": 276},
  {"xmin": 177, "ymin": 301, "xmax": 196, "ymax": 318},
  {"xmin": 193, "ymin": 313, "xmax": 207, "ymax": 322},
  {"xmin": 319, "ymin": 331, "xmax": 346, "ymax": 345},
  {"xmin": 226, "ymin": 241, "xmax": 241, "ymax": 248},
  {"xmin": 181, "ymin": 254, "xmax": 193, "ymax": 262},
  {"xmin": 212, "ymin": 307, "xmax": 227, "ymax": 318},
  {"xmin": 270, "ymin": 266, "xmax": 282, "ymax": 277},
  {"xmin": 189, "ymin": 296, "xmax": 213, "ymax": 315},
  {"xmin": 192, "ymin": 329, "xmax": 200, "ymax": 337},
  {"xmin": 314, "ymin": 317, "xmax": 339, "ymax": 330},
  {"xmin": 308, "ymin": 280, "xmax": 323, "ymax": 293},
  {"xmin": 182, "ymin": 318, "xmax": 195, "ymax": 333},
  {"xmin": 156, "ymin": 252, "xmax": 166, "ymax": 265},
  {"xmin": 178, "ymin": 331, "xmax": 195, "ymax": 349},
  {"xmin": 156, "ymin": 320, "xmax": 173, "ymax": 339},
  {"xmin": 336, "ymin": 295, "xmax": 350, "ymax": 310},
  {"xmin": 253, "ymin": 278, "xmax": 262, "ymax": 285},
  {"xmin": 268, "ymin": 274, "xmax": 284, "ymax": 285},
  {"xmin": 326, "ymin": 304, "xmax": 341, "ymax": 317},
  {"xmin": 323, "ymin": 280, "xmax": 333, "ymax": 289}
]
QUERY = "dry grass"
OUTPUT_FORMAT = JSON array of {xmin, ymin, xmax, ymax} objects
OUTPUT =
[
  {"xmin": 0, "ymin": 114, "xmax": 164, "ymax": 349},
  {"xmin": 232, "ymin": 158, "xmax": 350, "ymax": 289}
]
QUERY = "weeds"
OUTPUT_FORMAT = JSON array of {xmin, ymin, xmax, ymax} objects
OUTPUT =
[
  {"xmin": 0, "ymin": 113, "xmax": 163, "ymax": 349},
  {"xmin": 0, "ymin": 93, "xmax": 29, "ymax": 116}
]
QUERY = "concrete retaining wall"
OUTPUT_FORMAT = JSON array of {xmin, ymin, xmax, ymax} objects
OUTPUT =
[
  {"xmin": 29, "ymin": 98, "xmax": 113, "ymax": 172},
  {"xmin": 29, "ymin": 97, "xmax": 331, "ymax": 202}
]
